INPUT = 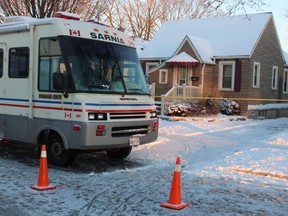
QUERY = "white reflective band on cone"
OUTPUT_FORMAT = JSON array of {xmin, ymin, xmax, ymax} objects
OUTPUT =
[{"xmin": 41, "ymin": 151, "xmax": 47, "ymax": 158}]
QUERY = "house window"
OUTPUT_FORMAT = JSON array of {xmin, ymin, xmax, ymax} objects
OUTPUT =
[
  {"xmin": 219, "ymin": 61, "xmax": 235, "ymax": 90},
  {"xmin": 284, "ymin": 69, "xmax": 288, "ymax": 94},
  {"xmin": 253, "ymin": 62, "xmax": 260, "ymax": 88},
  {"xmin": 0, "ymin": 49, "xmax": 3, "ymax": 78},
  {"xmin": 146, "ymin": 62, "xmax": 158, "ymax": 75},
  {"xmin": 271, "ymin": 66, "xmax": 278, "ymax": 90},
  {"xmin": 9, "ymin": 47, "xmax": 29, "ymax": 78},
  {"xmin": 159, "ymin": 69, "xmax": 168, "ymax": 84}
]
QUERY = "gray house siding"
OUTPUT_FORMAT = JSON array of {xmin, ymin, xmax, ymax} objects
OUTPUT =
[
  {"xmin": 149, "ymin": 65, "xmax": 173, "ymax": 100},
  {"xmin": 248, "ymin": 17, "xmax": 285, "ymax": 101}
]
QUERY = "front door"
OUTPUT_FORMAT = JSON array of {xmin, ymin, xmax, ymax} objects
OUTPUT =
[{"xmin": 177, "ymin": 67, "xmax": 191, "ymax": 86}]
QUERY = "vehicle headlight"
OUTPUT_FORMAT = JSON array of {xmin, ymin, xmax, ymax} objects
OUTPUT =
[
  {"xmin": 88, "ymin": 113, "xmax": 107, "ymax": 120},
  {"xmin": 88, "ymin": 113, "xmax": 96, "ymax": 120},
  {"xmin": 150, "ymin": 111, "xmax": 157, "ymax": 118},
  {"xmin": 97, "ymin": 113, "xmax": 105, "ymax": 120}
]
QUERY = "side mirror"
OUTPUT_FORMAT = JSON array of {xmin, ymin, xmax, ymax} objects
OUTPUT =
[{"xmin": 53, "ymin": 72, "xmax": 64, "ymax": 90}]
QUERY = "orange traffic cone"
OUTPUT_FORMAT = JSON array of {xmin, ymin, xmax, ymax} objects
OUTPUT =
[
  {"xmin": 160, "ymin": 156, "xmax": 189, "ymax": 210},
  {"xmin": 30, "ymin": 145, "xmax": 56, "ymax": 191}
]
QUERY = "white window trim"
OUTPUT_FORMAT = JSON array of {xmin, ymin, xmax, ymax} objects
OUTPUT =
[
  {"xmin": 283, "ymin": 69, "xmax": 288, "ymax": 94},
  {"xmin": 145, "ymin": 62, "xmax": 158, "ymax": 75},
  {"xmin": 218, "ymin": 61, "xmax": 235, "ymax": 91},
  {"xmin": 271, "ymin": 66, "xmax": 278, "ymax": 90},
  {"xmin": 253, "ymin": 62, "xmax": 260, "ymax": 88},
  {"xmin": 159, "ymin": 69, "xmax": 168, "ymax": 84}
]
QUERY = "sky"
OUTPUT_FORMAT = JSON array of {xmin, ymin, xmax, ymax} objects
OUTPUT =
[
  {"xmin": 0, "ymin": 115, "xmax": 287, "ymax": 215},
  {"xmin": 245, "ymin": 0, "xmax": 288, "ymax": 52}
]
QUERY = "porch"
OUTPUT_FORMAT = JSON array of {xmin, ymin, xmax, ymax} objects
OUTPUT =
[{"xmin": 150, "ymin": 84, "xmax": 202, "ymax": 115}]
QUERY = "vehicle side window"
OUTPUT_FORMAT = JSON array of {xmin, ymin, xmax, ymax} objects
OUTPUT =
[
  {"xmin": 9, "ymin": 47, "xmax": 29, "ymax": 78},
  {"xmin": 0, "ymin": 49, "xmax": 3, "ymax": 78},
  {"xmin": 39, "ymin": 38, "xmax": 68, "ymax": 92}
]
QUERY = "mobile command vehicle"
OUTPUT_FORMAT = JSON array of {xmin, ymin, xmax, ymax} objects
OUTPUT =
[{"xmin": 0, "ymin": 12, "xmax": 158, "ymax": 166}]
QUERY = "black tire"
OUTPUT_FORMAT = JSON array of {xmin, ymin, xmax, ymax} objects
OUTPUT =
[
  {"xmin": 46, "ymin": 132, "xmax": 77, "ymax": 166},
  {"xmin": 106, "ymin": 146, "xmax": 132, "ymax": 159}
]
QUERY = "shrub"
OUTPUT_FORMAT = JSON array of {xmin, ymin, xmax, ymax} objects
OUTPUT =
[
  {"xmin": 164, "ymin": 99, "xmax": 240, "ymax": 116},
  {"xmin": 220, "ymin": 99, "xmax": 240, "ymax": 115}
]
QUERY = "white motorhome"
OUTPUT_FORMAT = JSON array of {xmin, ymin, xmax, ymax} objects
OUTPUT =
[{"xmin": 0, "ymin": 12, "xmax": 158, "ymax": 166}]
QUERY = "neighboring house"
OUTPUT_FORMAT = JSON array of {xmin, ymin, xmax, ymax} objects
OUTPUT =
[{"xmin": 139, "ymin": 12, "xmax": 288, "ymax": 117}]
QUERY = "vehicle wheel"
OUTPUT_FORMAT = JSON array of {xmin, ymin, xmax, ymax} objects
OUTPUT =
[
  {"xmin": 106, "ymin": 146, "xmax": 132, "ymax": 159},
  {"xmin": 46, "ymin": 132, "xmax": 77, "ymax": 166}
]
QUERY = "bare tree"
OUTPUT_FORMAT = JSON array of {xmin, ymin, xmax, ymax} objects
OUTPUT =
[
  {"xmin": 0, "ymin": 0, "xmax": 60, "ymax": 18},
  {"xmin": 105, "ymin": 0, "xmax": 126, "ymax": 29},
  {"xmin": 158, "ymin": 0, "xmax": 267, "ymax": 22},
  {"xmin": 118, "ymin": 0, "xmax": 161, "ymax": 40},
  {"xmin": 0, "ymin": 0, "xmax": 268, "ymax": 40},
  {"xmin": 224, "ymin": 0, "xmax": 266, "ymax": 15},
  {"xmin": 0, "ymin": 0, "xmax": 109, "ymax": 21},
  {"xmin": 107, "ymin": 0, "xmax": 267, "ymax": 40},
  {"xmin": 158, "ymin": 0, "xmax": 225, "ymax": 23},
  {"xmin": 80, "ymin": 0, "xmax": 111, "ymax": 21}
]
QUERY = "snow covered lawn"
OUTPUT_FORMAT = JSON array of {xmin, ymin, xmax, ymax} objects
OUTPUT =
[{"xmin": 0, "ymin": 116, "xmax": 287, "ymax": 215}]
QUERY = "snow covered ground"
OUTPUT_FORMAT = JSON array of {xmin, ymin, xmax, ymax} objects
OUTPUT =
[{"xmin": 0, "ymin": 115, "xmax": 288, "ymax": 215}]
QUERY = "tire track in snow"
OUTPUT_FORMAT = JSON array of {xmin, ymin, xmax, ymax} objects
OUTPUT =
[{"xmin": 76, "ymin": 165, "xmax": 170, "ymax": 216}]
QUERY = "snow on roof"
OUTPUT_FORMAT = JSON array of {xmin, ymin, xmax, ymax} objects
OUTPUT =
[
  {"xmin": 139, "ymin": 13, "xmax": 272, "ymax": 62},
  {"xmin": 186, "ymin": 35, "xmax": 214, "ymax": 63},
  {"xmin": 4, "ymin": 16, "xmax": 37, "ymax": 23},
  {"xmin": 166, "ymin": 51, "xmax": 198, "ymax": 63}
]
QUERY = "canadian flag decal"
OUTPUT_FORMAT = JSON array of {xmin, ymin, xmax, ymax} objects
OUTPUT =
[{"xmin": 69, "ymin": 29, "xmax": 81, "ymax": 36}]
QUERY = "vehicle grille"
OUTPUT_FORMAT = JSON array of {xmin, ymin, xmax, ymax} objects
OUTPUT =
[
  {"xmin": 109, "ymin": 112, "xmax": 146, "ymax": 120},
  {"xmin": 111, "ymin": 125, "xmax": 149, "ymax": 137}
]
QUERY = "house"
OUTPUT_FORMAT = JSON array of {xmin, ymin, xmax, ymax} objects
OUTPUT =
[{"xmin": 139, "ymin": 12, "xmax": 288, "ymax": 117}]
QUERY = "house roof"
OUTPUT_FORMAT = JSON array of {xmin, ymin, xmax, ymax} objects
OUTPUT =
[
  {"xmin": 166, "ymin": 51, "xmax": 198, "ymax": 63},
  {"xmin": 166, "ymin": 51, "xmax": 199, "ymax": 66},
  {"xmin": 139, "ymin": 13, "xmax": 272, "ymax": 63}
]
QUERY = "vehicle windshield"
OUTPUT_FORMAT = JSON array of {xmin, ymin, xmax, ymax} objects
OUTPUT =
[{"xmin": 59, "ymin": 37, "xmax": 150, "ymax": 95}]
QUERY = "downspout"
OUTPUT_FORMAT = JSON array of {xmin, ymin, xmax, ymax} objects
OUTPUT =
[
  {"xmin": 201, "ymin": 63, "xmax": 206, "ymax": 96},
  {"xmin": 28, "ymin": 25, "xmax": 35, "ymax": 119}
]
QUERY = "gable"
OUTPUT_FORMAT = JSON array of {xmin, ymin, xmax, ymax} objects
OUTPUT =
[{"xmin": 174, "ymin": 35, "xmax": 214, "ymax": 64}]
